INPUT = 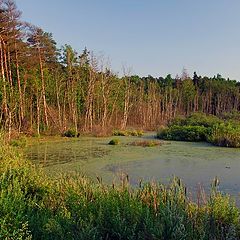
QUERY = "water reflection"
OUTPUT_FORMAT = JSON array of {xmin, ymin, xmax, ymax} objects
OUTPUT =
[{"xmin": 26, "ymin": 135, "xmax": 240, "ymax": 200}]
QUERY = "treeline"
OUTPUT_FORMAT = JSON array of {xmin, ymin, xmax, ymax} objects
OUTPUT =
[{"xmin": 1, "ymin": 0, "xmax": 240, "ymax": 137}]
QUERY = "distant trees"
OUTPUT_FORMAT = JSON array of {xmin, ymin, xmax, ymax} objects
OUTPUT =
[{"xmin": 0, "ymin": 0, "xmax": 240, "ymax": 137}]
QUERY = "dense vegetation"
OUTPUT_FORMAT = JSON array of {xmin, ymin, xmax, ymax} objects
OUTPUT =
[
  {"xmin": 0, "ymin": 0, "xmax": 240, "ymax": 140},
  {"xmin": 0, "ymin": 141, "xmax": 240, "ymax": 240},
  {"xmin": 157, "ymin": 112, "xmax": 240, "ymax": 147}
]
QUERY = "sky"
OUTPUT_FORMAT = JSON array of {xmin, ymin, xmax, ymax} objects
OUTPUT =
[{"xmin": 15, "ymin": 0, "xmax": 240, "ymax": 80}]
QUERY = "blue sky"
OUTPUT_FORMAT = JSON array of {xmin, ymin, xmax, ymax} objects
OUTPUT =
[{"xmin": 16, "ymin": 0, "xmax": 240, "ymax": 79}]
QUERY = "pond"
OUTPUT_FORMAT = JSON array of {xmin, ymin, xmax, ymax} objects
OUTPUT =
[{"xmin": 26, "ymin": 133, "xmax": 240, "ymax": 199}]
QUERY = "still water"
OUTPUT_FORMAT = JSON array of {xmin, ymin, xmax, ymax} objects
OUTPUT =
[{"xmin": 26, "ymin": 134, "xmax": 240, "ymax": 199}]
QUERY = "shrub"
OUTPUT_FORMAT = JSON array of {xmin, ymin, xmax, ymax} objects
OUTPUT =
[
  {"xmin": 169, "ymin": 113, "xmax": 223, "ymax": 128},
  {"xmin": 160, "ymin": 113, "xmax": 240, "ymax": 147},
  {"xmin": 108, "ymin": 139, "xmax": 120, "ymax": 145},
  {"xmin": 63, "ymin": 129, "xmax": 78, "ymax": 138},
  {"xmin": 112, "ymin": 130, "xmax": 128, "ymax": 136},
  {"xmin": 127, "ymin": 129, "xmax": 144, "ymax": 137},
  {"xmin": 157, "ymin": 125, "xmax": 210, "ymax": 142}
]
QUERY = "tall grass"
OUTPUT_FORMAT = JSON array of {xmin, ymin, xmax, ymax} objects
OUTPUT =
[
  {"xmin": 208, "ymin": 123, "xmax": 240, "ymax": 147},
  {"xmin": 1, "ymin": 141, "xmax": 240, "ymax": 239}
]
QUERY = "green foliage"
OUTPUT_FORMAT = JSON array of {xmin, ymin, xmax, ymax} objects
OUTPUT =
[
  {"xmin": 108, "ymin": 139, "xmax": 120, "ymax": 145},
  {"xmin": 181, "ymin": 78, "xmax": 196, "ymax": 112},
  {"xmin": 157, "ymin": 125, "xmax": 210, "ymax": 142},
  {"xmin": 113, "ymin": 129, "xmax": 143, "ymax": 137},
  {"xmin": 63, "ymin": 129, "xmax": 79, "ymax": 138},
  {"xmin": 208, "ymin": 123, "xmax": 240, "ymax": 147},
  {"xmin": 10, "ymin": 137, "xmax": 27, "ymax": 148},
  {"xmin": 169, "ymin": 113, "xmax": 223, "ymax": 128},
  {"xmin": 129, "ymin": 140, "xmax": 162, "ymax": 147},
  {"xmin": 221, "ymin": 111, "xmax": 240, "ymax": 121},
  {"xmin": 159, "ymin": 113, "xmax": 240, "ymax": 147},
  {"xmin": 1, "ymin": 143, "xmax": 240, "ymax": 239}
]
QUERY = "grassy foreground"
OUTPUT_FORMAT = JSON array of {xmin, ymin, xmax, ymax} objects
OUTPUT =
[{"xmin": 1, "ymin": 141, "xmax": 240, "ymax": 239}]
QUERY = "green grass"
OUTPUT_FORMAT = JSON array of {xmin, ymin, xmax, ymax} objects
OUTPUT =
[
  {"xmin": 10, "ymin": 136, "xmax": 27, "ymax": 148},
  {"xmin": 113, "ymin": 129, "xmax": 144, "ymax": 137},
  {"xmin": 208, "ymin": 123, "xmax": 240, "ymax": 148},
  {"xmin": 1, "ymin": 140, "xmax": 240, "ymax": 239},
  {"xmin": 128, "ymin": 140, "xmax": 162, "ymax": 147}
]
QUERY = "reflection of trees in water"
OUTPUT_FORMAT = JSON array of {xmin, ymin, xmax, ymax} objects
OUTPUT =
[{"xmin": 28, "ymin": 146, "xmax": 109, "ymax": 167}]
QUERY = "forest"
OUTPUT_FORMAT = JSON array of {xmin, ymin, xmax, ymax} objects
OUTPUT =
[{"xmin": 1, "ymin": 0, "xmax": 240, "ymax": 139}]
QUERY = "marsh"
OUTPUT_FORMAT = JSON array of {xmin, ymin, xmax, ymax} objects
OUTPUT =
[{"xmin": 26, "ymin": 133, "xmax": 240, "ymax": 199}]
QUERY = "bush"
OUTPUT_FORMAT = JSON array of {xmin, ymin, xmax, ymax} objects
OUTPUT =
[
  {"xmin": 108, "ymin": 139, "xmax": 120, "ymax": 145},
  {"xmin": 63, "ymin": 129, "xmax": 78, "ymax": 138},
  {"xmin": 160, "ymin": 113, "xmax": 240, "ymax": 147},
  {"xmin": 169, "ymin": 113, "xmax": 223, "ymax": 128},
  {"xmin": 128, "ymin": 130, "xmax": 144, "ymax": 137},
  {"xmin": 157, "ymin": 125, "xmax": 210, "ymax": 142},
  {"xmin": 112, "ymin": 130, "xmax": 128, "ymax": 136}
]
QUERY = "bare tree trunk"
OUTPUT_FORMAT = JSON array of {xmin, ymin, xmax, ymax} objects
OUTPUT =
[
  {"xmin": 38, "ymin": 47, "xmax": 48, "ymax": 127},
  {"xmin": 15, "ymin": 41, "xmax": 24, "ymax": 126},
  {"xmin": 0, "ymin": 38, "xmax": 8, "ymax": 124},
  {"xmin": 55, "ymin": 76, "xmax": 62, "ymax": 129},
  {"xmin": 121, "ymin": 77, "xmax": 131, "ymax": 130},
  {"xmin": 101, "ymin": 73, "xmax": 109, "ymax": 128},
  {"xmin": 8, "ymin": 110, "xmax": 12, "ymax": 141},
  {"xmin": 36, "ymin": 91, "xmax": 41, "ymax": 136},
  {"xmin": 84, "ymin": 69, "xmax": 95, "ymax": 132}
]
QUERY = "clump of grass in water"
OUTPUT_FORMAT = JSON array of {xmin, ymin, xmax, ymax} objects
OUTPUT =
[
  {"xmin": 113, "ymin": 129, "xmax": 143, "ymax": 137},
  {"xmin": 1, "ymin": 138, "xmax": 240, "ymax": 239},
  {"xmin": 108, "ymin": 139, "xmax": 120, "ymax": 145},
  {"xmin": 62, "ymin": 129, "xmax": 80, "ymax": 138},
  {"xmin": 128, "ymin": 140, "xmax": 162, "ymax": 147}
]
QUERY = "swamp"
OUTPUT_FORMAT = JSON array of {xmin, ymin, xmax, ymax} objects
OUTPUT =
[
  {"xmin": 1, "ymin": 0, "xmax": 240, "ymax": 239},
  {"xmin": 26, "ymin": 133, "xmax": 240, "ymax": 199}
]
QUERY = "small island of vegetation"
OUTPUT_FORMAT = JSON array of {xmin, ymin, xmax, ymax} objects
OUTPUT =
[{"xmin": 157, "ymin": 112, "xmax": 240, "ymax": 148}]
